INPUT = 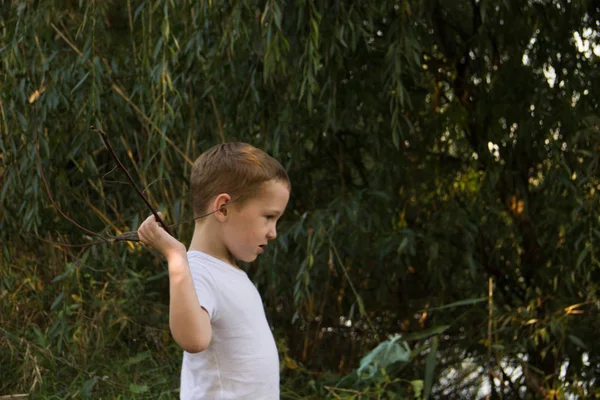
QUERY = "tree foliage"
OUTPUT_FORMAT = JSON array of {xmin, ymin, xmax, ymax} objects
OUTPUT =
[{"xmin": 1, "ymin": 0, "xmax": 600, "ymax": 398}]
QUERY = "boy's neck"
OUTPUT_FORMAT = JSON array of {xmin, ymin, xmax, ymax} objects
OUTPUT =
[{"xmin": 188, "ymin": 220, "xmax": 239, "ymax": 268}]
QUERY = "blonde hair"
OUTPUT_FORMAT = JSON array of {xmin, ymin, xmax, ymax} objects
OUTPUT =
[{"xmin": 190, "ymin": 142, "xmax": 290, "ymax": 217}]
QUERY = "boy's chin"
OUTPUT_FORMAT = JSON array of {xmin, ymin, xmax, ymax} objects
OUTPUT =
[{"xmin": 232, "ymin": 251, "xmax": 258, "ymax": 263}]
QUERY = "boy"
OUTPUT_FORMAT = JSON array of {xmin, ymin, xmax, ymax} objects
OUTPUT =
[{"xmin": 137, "ymin": 142, "xmax": 291, "ymax": 399}]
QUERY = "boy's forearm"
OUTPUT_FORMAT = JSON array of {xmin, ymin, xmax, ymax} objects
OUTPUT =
[{"xmin": 167, "ymin": 251, "xmax": 212, "ymax": 353}]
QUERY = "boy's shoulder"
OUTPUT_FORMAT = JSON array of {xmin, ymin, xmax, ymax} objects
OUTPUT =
[{"xmin": 187, "ymin": 251, "xmax": 248, "ymax": 281}]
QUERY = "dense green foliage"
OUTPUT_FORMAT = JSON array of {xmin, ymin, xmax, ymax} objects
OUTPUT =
[{"xmin": 2, "ymin": 0, "xmax": 600, "ymax": 398}]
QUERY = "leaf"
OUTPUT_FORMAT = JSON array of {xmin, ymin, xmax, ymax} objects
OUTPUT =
[
  {"xmin": 465, "ymin": 252, "xmax": 477, "ymax": 280},
  {"xmin": 392, "ymin": 129, "xmax": 400, "ymax": 149},
  {"xmin": 402, "ymin": 325, "xmax": 450, "ymax": 341},
  {"xmin": 153, "ymin": 37, "xmax": 164, "ymax": 59},
  {"xmin": 411, "ymin": 380, "xmax": 424, "ymax": 398},
  {"xmin": 126, "ymin": 351, "xmax": 151, "ymax": 366},
  {"xmin": 51, "ymin": 291, "xmax": 65, "ymax": 310},
  {"xmin": 397, "ymin": 237, "xmax": 410, "ymax": 255},
  {"xmin": 134, "ymin": 2, "xmax": 145, "ymax": 21},
  {"xmin": 80, "ymin": 377, "xmax": 98, "ymax": 396},
  {"xmin": 357, "ymin": 334, "xmax": 411, "ymax": 378},
  {"xmin": 356, "ymin": 294, "xmax": 367, "ymax": 318},
  {"xmin": 146, "ymin": 270, "xmax": 168, "ymax": 282},
  {"xmin": 16, "ymin": 111, "xmax": 28, "ymax": 130},
  {"xmin": 428, "ymin": 297, "xmax": 487, "ymax": 312},
  {"xmin": 576, "ymin": 245, "xmax": 589, "ymax": 269},
  {"xmin": 423, "ymin": 336, "xmax": 438, "ymax": 400},
  {"xmin": 311, "ymin": 18, "xmax": 319, "ymax": 44},
  {"xmin": 52, "ymin": 262, "xmax": 76, "ymax": 283},
  {"xmin": 568, "ymin": 334, "xmax": 587, "ymax": 349},
  {"xmin": 71, "ymin": 71, "xmax": 91, "ymax": 94},
  {"xmin": 129, "ymin": 383, "xmax": 149, "ymax": 394}
]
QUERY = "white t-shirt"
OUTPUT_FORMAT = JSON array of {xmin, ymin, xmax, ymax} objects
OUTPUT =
[{"xmin": 180, "ymin": 251, "xmax": 280, "ymax": 400}]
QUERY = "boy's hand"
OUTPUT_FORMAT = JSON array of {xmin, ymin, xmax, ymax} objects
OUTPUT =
[{"xmin": 137, "ymin": 212, "xmax": 187, "ymax": 261}]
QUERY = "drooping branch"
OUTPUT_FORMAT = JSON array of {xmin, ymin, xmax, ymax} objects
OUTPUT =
[
  {"xmin": 36, "ymin": 139, "xmax": 108, "ymax": 243},
  {"xmin": 91, "ymin": 126, "xmax": 173, "ymax": 236},
  {"xmin": 34, "ymin": 127, "xmax": 152, "ymax": 246}
]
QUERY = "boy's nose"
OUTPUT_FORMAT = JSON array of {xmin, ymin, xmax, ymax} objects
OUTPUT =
[{"xmin": 267, "ymin": 227, "xmax": 277, "ymax": 240}]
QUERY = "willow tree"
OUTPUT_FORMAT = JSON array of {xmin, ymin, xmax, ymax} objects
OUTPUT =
[{"xmin": 1, "ymin": 0, "xmax": 599, "ymax": 398}]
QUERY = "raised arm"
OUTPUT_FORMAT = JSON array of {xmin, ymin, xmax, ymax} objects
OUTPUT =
[{"xmin": 138, "ymin": 213, "xmax": 211, "ymax": 353}]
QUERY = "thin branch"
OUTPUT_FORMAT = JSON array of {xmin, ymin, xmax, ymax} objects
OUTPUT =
[
  {"xmin": 324, "ymin": 228, "xmax": 378, "ymax": 338},
  {"xmin": 91, "ymin": 126, "xmax": 173, "ymax": 237},
  {"xmin": 50, "ymin": 22, "xmax": 82, "ymax": 56},
  {"xmin": 35, "ymin": 126, "xmax": 155, "ymax": 246},
  {"xmin": 142, "ymin": 177, "xmax": 168, "ymax": 194},
  {"xmin": 487, "ymin": 277, "xmax": 494, "ymax": 400},
  {"xmin": 101, "ymin": 165, "xmax": 118, "ymax": 179},
  {"xmin": 36, "ymin": 138, "xmax": 107, "ymax": 243},
  {"xmin": 30, "ymin": 233, "xmax": 106, "ymax": 248}
]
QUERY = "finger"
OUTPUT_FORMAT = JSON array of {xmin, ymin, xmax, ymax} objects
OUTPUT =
[
  {"xmin": 142, "ymin": 214, "xmax": 155, "ymax": 228},
  {"xmin": 137, "ymin": 230, "xmax": 147, "ymax": 244},
  {"xmin": 146, "ymin": 214, "xmax": 159, "ymax": 228},
  {"xmin": 138, "ymin": 218, "xmax": 149, "ymax": 233},
  {"xmin": 140, "ymin": 216, "xmax": 157, "ymax": 235}
]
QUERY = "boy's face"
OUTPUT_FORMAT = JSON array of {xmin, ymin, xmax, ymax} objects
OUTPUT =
[{"xmin": 223, "ymin": 180, "xmax": 290, "ymax": 263}]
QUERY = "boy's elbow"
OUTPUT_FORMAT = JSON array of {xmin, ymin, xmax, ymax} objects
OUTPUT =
[
  {"xmin": 170, "ymin": 311, "xmax": 212, "ymax": 353},
  {"xmin": 182, "ymin": 342, "xmax": 208, "ymax": 354},
  {"xmin": 174, "ymin": 333, "xmax": 211, "ymax": 354}
]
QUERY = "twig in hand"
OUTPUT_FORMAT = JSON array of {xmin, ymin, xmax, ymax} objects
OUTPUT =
[
  {"xmin": 108, "ymin": 195, "xmax": 243, "ymax": 242},
  {"xmin": 35, "ymin": 124, "xmax": 241, "ymax": 247}
]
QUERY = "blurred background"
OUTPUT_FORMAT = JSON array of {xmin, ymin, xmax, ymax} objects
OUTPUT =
[{"xmin": 1, "ymin": 1, "xmax": 599, "ymax": 398}]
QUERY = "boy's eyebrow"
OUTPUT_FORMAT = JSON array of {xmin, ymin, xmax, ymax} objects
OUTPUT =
[{"xmin": 265, "ymin": 209, "xmax": 283, "ymax": 216}]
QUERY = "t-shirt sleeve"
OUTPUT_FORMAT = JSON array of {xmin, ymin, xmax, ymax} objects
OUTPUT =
[{"xmin": 188, "ymin": 264, "xmax": 219, "ymax": 320}]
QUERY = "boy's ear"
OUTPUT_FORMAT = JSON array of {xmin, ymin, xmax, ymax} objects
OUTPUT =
[{"xmin": 213, "ymin": 193, "xmax": 232, "ymax": 221}]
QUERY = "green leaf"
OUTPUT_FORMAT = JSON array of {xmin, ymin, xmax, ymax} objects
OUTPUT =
[
  {"xmin": 411, "ymin": 380, "xmax": 424, "ymax": 398},
  {"xmin": 71, "ymin": 71, "xmax": 91, "ymax": 94},
  {"xmin": 146, "ymin": 270, "xmax": 168, "ymax": 282},
  {"xmin": 134, "ymin": 2, "xmax": 145, "ymax": 21},
  {"xmin": 51, "ymin": 291, "xmax": 65, "ymax": 310},
  {"xmin": 357, "ymin": 334, "xmax": 411, "ymax": 378},
  {"xmin": 80, "ymin": 377, "xmax": 98, "ymax": 396},
  {"xmin": 129, "ymin": 383, "xmax": 150, "ymax": 394},
  {"xmin": 428, "ymin": 297, "xmax": 487, "ymax": 312},
  {"xmin": 402, "ymin": 325, "xmax": 450, "ymax": 341},
  {"xmin": 126, "ymin": 351, "xmax": 152, "ymax": 366},
  {"xmin": 466, "ymin": 252, "xmax": 477, "ymax": 280},
  {"xmin": 16, "ymin": 111, "xmax": 28, "ymax": 130},
  {"xmin": 392, "ymin": 129, "xmax": 400, "ymax": 149},
  {"xmin": 576, "ymin": 245, "xmax": 589, "ymax": 269},
  {"xmin": 52, "ymin": 262, "xmax": 76, "ymax": 282},
  {"xmin": 397, "ymin": 237, "xmax": 410, "ymax": 255},
  {"xmin": 568, "ymin": 334, "xmax": 587, "ymax": 349},
  {"xmin": 423, "ymin": 337, "xmax": 438, "ymax": 400}
]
